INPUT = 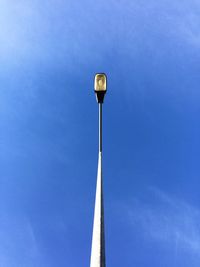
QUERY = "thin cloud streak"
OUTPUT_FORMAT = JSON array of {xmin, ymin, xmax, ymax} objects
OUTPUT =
[
  {"xmin": 1, "ymin": 0, "xmax": 200, "ymax": 65},
  {"xmin": 127, "ymin": 187, "xmax": 200, "ymax": 256},
  {"xmin": 0, "ymin": 216, "xmax": 41, "ymax": 267}
]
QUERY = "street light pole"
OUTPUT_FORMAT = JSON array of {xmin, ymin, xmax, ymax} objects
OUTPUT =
[{"xmin": 90, "ymin": 74, "xmax": 107, "ymax": 267}]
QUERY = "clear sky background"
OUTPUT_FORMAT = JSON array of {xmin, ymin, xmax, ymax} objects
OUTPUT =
[{"xmin": 0, "ymin": 0, "xmax": 200, "ymax": 266}]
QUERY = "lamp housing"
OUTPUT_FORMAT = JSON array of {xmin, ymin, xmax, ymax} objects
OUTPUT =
[{"xmin": 94, "ymin": 73, "xmax": 107, "ymax": 103}]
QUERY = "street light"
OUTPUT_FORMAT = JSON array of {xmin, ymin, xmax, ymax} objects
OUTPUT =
[{"xmin": 90, "ymin": 73, "xmax": 107, "ymax": 267}]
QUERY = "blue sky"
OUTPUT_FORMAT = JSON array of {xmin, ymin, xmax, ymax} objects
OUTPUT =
[{"xmin": 0, "ymin": 0, "xmax": 200, "ymax": 266}]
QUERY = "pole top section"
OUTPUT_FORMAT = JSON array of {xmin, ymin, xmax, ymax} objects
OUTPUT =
[{"xmin": 94, "ymin": 73, "xmax": 107, "ymax": 103}]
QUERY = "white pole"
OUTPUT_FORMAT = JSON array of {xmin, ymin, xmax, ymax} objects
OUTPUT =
[{"xmin": 90, "ymin": 102, "xmax": 106, "ymax": 267}]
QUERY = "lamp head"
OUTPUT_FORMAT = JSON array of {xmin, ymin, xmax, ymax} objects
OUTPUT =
[{"xmin": 94, "ymin": 73, "xmax": 107, "ymax": 103}]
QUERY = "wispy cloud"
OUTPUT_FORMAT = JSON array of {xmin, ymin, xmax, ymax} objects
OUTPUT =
[
  {"xmin": 1, "ymin": 0, "xmax": 200, "ymax": 66},
  {"xmin": 0, "ymin": 216, "xmax": 40, "ymax": 266},
  {"xmin": 126, "ymin": 187, "xmax": 200, "ymax": 256}
]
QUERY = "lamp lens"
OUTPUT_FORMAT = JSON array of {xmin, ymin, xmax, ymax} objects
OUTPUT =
[{"xmin": 94, "ymin": 74, "xmax": 107, "ymax": 91}]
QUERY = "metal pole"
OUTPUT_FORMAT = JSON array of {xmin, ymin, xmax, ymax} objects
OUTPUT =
[{"xmin": 99, "ymin": 103, "xmax": 102, "ymax": 153}]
